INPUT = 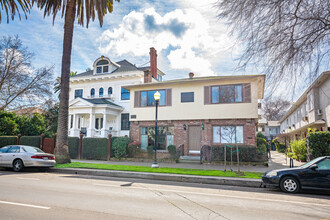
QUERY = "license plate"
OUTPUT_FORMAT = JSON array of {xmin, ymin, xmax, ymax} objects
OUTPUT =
[{"xmin": 43, "ymin": 157, "xmax": 49, "ymax": 160}]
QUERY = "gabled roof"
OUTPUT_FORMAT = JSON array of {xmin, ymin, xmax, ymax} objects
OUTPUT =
[{"xmin": 71, "ymin": 59, "xmax": 142, "ymax": 78}]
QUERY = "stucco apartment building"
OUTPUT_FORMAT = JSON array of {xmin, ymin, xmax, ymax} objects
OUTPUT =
[
  {"xmin": 125, "ymin": 74, "xmax": 265, "ymax": 155},
  {"xmin": 278, "ymin": 71, "xmax": 330, "ymax": 144}
]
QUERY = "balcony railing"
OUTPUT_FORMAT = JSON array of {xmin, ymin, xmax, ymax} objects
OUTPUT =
[{"xmin": 87, "ymin": 94, "xmax": 114, "ymax": 99}]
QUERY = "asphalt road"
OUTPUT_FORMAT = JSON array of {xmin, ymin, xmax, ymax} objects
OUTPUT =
[{"xmin": 0, "ymin": 169, "xmax": 329, "ymax": 220}]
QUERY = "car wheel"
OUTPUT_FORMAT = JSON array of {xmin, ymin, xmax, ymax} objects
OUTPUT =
[
  {"xmin": 13, "ymin": 159, "xmax": 24, "ymax": 172},
  {"xmin": 280, "ymin": 176, "xmax": 300, "ymax": 193}
]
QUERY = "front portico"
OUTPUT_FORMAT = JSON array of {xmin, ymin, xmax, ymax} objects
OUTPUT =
[{"xmin": 69, "ymin": 98, "xmax": 125, "ymax": 138}]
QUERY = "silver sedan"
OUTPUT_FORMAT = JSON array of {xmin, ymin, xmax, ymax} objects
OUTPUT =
[{"xmin": 0, "ymin": 145, "xmax": 56, "ymax": 171}]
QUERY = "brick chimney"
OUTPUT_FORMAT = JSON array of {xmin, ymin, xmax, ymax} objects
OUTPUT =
[
  {"xmin": 144, "ymin": 69, "xmax": 152, "ymax": 83},
  {"xmin": 149, "ymin": 47, "xmax": 157, "ymax": 79}
]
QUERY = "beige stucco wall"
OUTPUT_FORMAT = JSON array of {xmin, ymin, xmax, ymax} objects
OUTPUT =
[
  {"xmin": 318, "ymin": 78, "xmax": 330, "ymax": 126},
  {"xmin": 129, "ymin": 78, "xmax": 261, "ymax": 121}
]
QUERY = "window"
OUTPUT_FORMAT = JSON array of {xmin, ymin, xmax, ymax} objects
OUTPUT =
[
  {"xmin": 75, "ymin": 89, "xmax": 83, "ymax": 98},
  {"xmin": 0, "ymin": 146, "xmax": 10, "ymax": 153},
  {"xmin": 213, "ymin": 126, "xmax": 244, "ymax": 144},
  {"xmin": 157, "ymin": 75, "xmax": 162, "ymax": 81},
  {"xmin": 140, "ymin": 90, "xmax": 165, "ymax": 106},
  {"xmin": 91, "ymin": 88, "xmax": 95, "ymax": 97},
  {"xmin": 308, "ymin": 93, "xmax": 314, "ymax": 111},
  {"xmin": 8, "ymin": 146, "xmax": 20, "ymax": 153},
  {"xmin": 103, "ymin": 66, "xmax": 109, "ymax": 73},
  {"xmin": 317, "ymin": 159, "xmax": 330, "ymax": 170},
  {"xmin": 181, "ymin": 92, "xmax": 194, "ymax": 103},
  {"xmin": 121, "ymin": 88, "xmax": 130, "ymax": 100},
  {"xmin": 99, "ymin": 88, "xmax": 104, "ymax": 96},
  {"xmin": 121, "ymin": 113, "xmax": 130, "ymax": 130},
  {"xmin": 70, "ymin": 115, "xmax": 73, "ymax": 128},
  {"xmin": 95, "ymin": 118, "xmax": 103, "ymax": 130},
  {"xmin": 211, "ymin": 85, "xmax": 243, "ymax": 104},
  {"xmin": 140, "ymin": 126, "xmax": 174, "ymax": 150},
  {"xmin": 108, "ymin": 87, "xmax": 112, "ymax": 95},
  {"xmin": 96, "ymin": 60, "xmax": 109, "ymax": 74}
]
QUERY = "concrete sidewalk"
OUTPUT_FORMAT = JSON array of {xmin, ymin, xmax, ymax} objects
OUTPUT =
[{"xmin": 49, "ymin": 151, "xmax": 306, "ymax": 188}]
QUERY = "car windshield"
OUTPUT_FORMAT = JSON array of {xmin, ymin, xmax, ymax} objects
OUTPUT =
[
  {"xmin": 299, "ymin": 157, "xmax": 323, "ymax": 168},
  {"xmin": 22, "ymin": 146, "xmax": 44, "ymax": 153}
]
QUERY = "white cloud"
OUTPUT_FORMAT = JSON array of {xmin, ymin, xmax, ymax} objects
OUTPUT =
[{"xmin": 98, "ymin": 7, "xmax": 234, "ymax": 77}]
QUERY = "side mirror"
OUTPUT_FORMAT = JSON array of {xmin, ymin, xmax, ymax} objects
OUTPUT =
[{"xmin": 310, "ymin": 164, "xmax": 318, "ymax": 170}]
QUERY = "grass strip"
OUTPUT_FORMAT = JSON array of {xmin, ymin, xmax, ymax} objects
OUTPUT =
[{"xmin": 55, "ymin": 162, "xmax": 263, "ymax": 179}]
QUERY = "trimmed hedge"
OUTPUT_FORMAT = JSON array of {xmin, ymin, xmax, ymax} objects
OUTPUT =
[
  {"xmin": 211, "ymin": 145, "xmax": 267, "ymax": 162},
  {"xmin": 127, "ymin": 141, "xmax": 141, "ymax": 158},
  {"xmin": 167, "ymin": 145, "xmax": 176, "ymax": 159},
  {"xmin": 307, "ymin": 131, "xmax": 330, "ymax": 158},
  {"xmin": 0, "ymin": 136, "xmax": 17, "ymax": 148},
  {"xmin": 112, "ymin": 137, "xmax": 132, "ymax": 159},
  {"xmin": 68, "ymin": 137, "xmax": 79, "ymax": 159},
  {"xmin": 82, "ymin": 138, "xmax": 108, "ymax": 160},
  {"xmin": 20, "ymin": 136, "xmax": 41, "ymax": 148}
]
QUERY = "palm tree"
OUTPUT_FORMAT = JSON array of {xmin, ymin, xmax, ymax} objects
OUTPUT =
[
  {"xmin": 0, "ymin": 0, "xmax": 31, "ymax": 23},
  {"xmin": 33, "ymin": 0, "xmax": 119, "ymax": 163},
  {"xmin": 54, "ymin": 71, "xmax": 77, "ymax": 98}
]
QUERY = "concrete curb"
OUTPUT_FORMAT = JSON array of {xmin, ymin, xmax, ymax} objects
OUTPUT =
[{"xmin": 49, "ymin": 168, "xmax": 263, "ymax": 188}]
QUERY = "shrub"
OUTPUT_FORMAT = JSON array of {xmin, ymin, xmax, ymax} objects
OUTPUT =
[
  {"xmin": 290, "ymin": 139, "xmax": 307, "ymax": 161},
  {"xmin": 68, "ymin": 137, "xmax": 79, "ymax": 159},
  {"xmin": 167, "ymin": 145, "xmax": 176, "ymax": 159},
  {"xmin": 306, "ymin": 131, "xmax": 330, "ymax": 158},
  {"xmin": 20, "ymin": 136, "xmax": 41, "ymax": 148},
  {"xmin": 127, "ymin": 141, "xmax": 141, "ymax": 158},
  {"xmin": 273, "ymin": 139, "xmax": 287, "ymax": 153},
  {"xmin": 147, "ymin": 145, "xmax": 153, "ymax": 158},
  {"xmin": 256, "ymin": 133, "xmax": 267, "ymax": 154},
  {"xmin": 82, "ymin": 138, "xmax": 108, "ymax": 160},
  {"xmin": 112, "ymin": 137, "xmax": 132, "ymax": 159},
  {"xmin": 211, "ymin": 145, "xmax": 266, "ymax": 162},
  {"xmin": 0, "ymin": 136, "xmax": 17, "ymax": 148}
]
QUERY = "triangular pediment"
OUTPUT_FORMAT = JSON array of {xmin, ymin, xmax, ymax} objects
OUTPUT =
[{"xmin": 69, "ymin": 98, "xmax": 94, "ymax": 108}]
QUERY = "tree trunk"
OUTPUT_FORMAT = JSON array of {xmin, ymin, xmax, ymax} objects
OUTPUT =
[{"xmin": 55, "ymin": 0, "xmax": 76, "ymax": 164}]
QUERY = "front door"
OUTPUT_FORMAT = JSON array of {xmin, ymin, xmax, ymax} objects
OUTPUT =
[{"xmin": 188, "ymin": 126, "xmax": 201, "ymax": 154}]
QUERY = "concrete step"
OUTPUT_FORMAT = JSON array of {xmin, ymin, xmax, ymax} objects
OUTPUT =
[{"xmin": 179, "ymin": 156, "xmax": 200, "ymax": 163}]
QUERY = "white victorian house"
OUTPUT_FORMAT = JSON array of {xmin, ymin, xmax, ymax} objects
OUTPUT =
[{"xmin": 68, "ymin": 48, "xmax": 163, "ymax": 138}]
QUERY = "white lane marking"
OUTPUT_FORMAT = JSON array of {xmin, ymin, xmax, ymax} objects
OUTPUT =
[
  {"xmin": 93, "ymin": 182, "xmax": 330, "ymax": 208},
  {"xmin": 0, "ymin": 200, "xmax": 50, "ymax": 210},
  {"xmin": 16, "ymin": 177, "xmax": 40, "ymax": 181}
]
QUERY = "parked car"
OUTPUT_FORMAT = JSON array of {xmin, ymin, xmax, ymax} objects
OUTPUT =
[
  {"xmin": 262, "ymin": 156, "xmax": 330, "ymax": 193},
  {"xmin": 0, "ymin": 145, "xmax": 55, "ymax": 172}
]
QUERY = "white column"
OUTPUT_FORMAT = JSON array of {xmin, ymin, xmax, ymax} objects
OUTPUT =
[
  {"xmin": 88, "ymin": 113, "xmax": 94, "ymax": 137},
  {"xmin": 101, "ymin": 114, "xmax": 107, "ymax": 137}
]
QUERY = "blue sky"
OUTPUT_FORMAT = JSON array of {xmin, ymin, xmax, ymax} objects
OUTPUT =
[
  {"xmin": 1, "ymin": 0, "xmax": 250, "ymax": 80},
  {"xmin": 2, "ymin": 0, "xmax": 326, "ymax": 100}
]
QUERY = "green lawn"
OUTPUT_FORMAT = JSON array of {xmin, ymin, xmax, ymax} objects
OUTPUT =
[{"xmin": 55, "ymin": 162, "xmax": 263, "ymax": 179}]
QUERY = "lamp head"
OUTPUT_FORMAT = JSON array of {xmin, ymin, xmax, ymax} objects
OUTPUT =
[{"xmin": 154, "ymin": 91, "xmax": 161, "ymax": 101}]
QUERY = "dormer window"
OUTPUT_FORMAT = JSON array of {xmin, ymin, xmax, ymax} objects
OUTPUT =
[{"xmin": 96, "ymin": 60, "xmax": 109, "ymax": 74}]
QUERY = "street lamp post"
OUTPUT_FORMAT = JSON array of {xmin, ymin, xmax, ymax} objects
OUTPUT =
[{"xmin": 152, "ymin": 91, "xmax": 160, "ymax": 168}]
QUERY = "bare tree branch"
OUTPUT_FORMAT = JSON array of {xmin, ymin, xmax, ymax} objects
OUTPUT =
[
  {"xmin": 0, "ymin": 36, "xmax": 54, "ymax": 110},
  {"xmin": 215, "ymin": 0, "xmax": 330, "ymax": 96}
]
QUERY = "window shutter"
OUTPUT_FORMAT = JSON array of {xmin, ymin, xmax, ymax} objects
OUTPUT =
[
  {"xmin": 166, "ymin": 89, "xmax": 172, "ymax": 106},
  {"xmin": 134, "ymin": 91, "xmax": 140, "ymax": 107},
  {"xmin": 204, "ymin": 86, "xmax": 211, "ymax": 104},
  {"xmin": 243, "ymin": 83, "xmax": 251, "ymax": 103}
]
